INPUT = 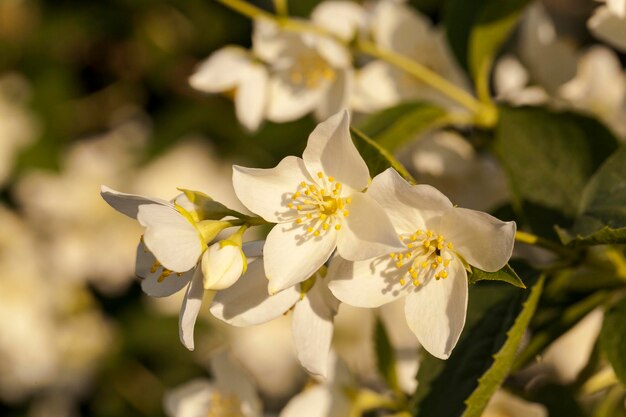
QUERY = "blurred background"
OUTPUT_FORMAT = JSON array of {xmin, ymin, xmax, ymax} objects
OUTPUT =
[{"xmin": 0, "ymin": 0, "xmax": 616, "ymax": 416}]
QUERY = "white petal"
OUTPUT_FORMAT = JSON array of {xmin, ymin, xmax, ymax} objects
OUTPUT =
[
  {"xmin": 211, "ymin": 351, "xmax": 262, "ymax": 417},
  {"xmin": 136, "ymin": 241, "xmax": 193, "ymax": 297},
  {"xmin": 210, "ymin": 259, "xmax": 300, "ymax": 326},
  {"xmin": 202, "ymin": 243, "xmax": 245, "ymax": 290},
  {"xmin": 292, "ymin": 280, "xmax": 339, "ymax": 378},
  {"xmin": 279, "ymin": 386, "xmax": 332, "ymax": 417},
  {"xmin": 372, "ymin": 0, "xmax": 431, "ymax": 55},
  {"xmin": 314, "ymin": 68, "xmax": 353, "ymax": 122},
  {"xmin": 252, "ymin": 19, "xmax": 298, "ymax": 63},
  {"xmin": 311, "ymin": 1, "xmax": 367, "ymax": 41},
  {"xmin": 235, "ymin": 63, "xmax": 268, "ymax": 131},
  {"xmin": 439, "ymin": 207, "xmax": 516, "ymax": 272},
  {"xmin": 404, "ymin": 258, "xmax": 468, "ymax": 359},
  {"xmin": 607, "ymin": 0, "xmax": 626, "ymax": 17},
  {"xmin": 336, "ymin": 192, "xmax": 403, "ymax": 261},
  {"xmin": 179, "ymin": 269, "xmax": 208, "ymax": 351},
  {"xmin": 266, "ymin": 73, "xmax": 324, "ymax": 122},
  {"xmin": 368, "ymin": 168, "xmax": 453, "ymax": 233},
  {"xmin": 100, "ymin": 185, "xmax": 169, "ymax": 219},
  {"xmin": 327, "ymin": 255, "xmax": 407, "ymax": 308},
  {"xmin": 189, "ymin": 46, "xmax": 253, "ymax": 93},
  {"xmin": 232, "ymin": 156, "xmax": 313, "ymax": 223},
  {"xmin": 302, "ymin": 110, "xmax": 370, "ymax": 191},
  {"xmin": 589, "ymin": 6, "xmax": 626, "ymax": 52},
  {"xmin": 264, "ymin": 223, "xmax": 337, "ymax": 293},
  {"xmin": 137, "ymin": 204, "xmax": 204, "ymax": 272},
  {"xmin": 313, "ymin": 36, "xmax": 351, "ymax": 68},
  {"xmin": 163, "ymin": 379, "xmax": 214, "ymax": 417},
  {"xmin": 351, "ymin": 61, "xmax": 401, "ymax": 113}
]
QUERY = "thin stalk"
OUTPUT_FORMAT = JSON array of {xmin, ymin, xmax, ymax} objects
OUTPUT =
[
  {"xmin": 515, "ymin": 230, "xmax": 572, "ymax": 257},
  {"xmin": 215, "ymin": 0, "xmax": 275, "ymax": 20},
  {"xmin": 273, "ymin": 0, "xmax": 288, "ymax": 17},
  {"xmin": 356, "ymin": 40, "xmax": 497, "ymax": 126}
]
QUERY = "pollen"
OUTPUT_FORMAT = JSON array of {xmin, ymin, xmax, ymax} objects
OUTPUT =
[
  {"xmin": 391, "ymin": 228, "xmax": 456, "ymax": 287},
  {"xmin": 288, "ymin": 175, "xmax": 352, "ymax": 237}
]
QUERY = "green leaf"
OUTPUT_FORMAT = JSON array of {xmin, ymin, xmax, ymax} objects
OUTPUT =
[
  {"xmin": 357, "ymin": 102, "xmax": 446, "ymax": 151},
  {"xmin": 460, "ymin": 276, "xmax": 544, "ymax": 417},
  {"xmin": 413, "ymin": 273, "xmax": 544, "ymax": 417},
  {"xmin": 600, "ymin": 294, "xmax": 626, "ymax": 386},
  {"xmin": 351, "ymin": 127, "xmax": 416, "ymax": 183},
  {"xmin": 374, "ymin": 317, "xmax": 400, "ymax": 392},
  {"xmin": 557, "ymin": 146, "xmax": 626, "ymax": 246},
  {"xmin": 493, "ymin": 106, "xmax": 618, "ymax": 237},
  {"xmin": 468, "ymin": 0, "xmax": 532, "ymax": 102},
  {"xmin": 468, "ymin": 264, "xmax": 525, "ymax": 289},
  {"xmin": 445, "ymin": 0, "xmax": 531, "ymax": 80}
]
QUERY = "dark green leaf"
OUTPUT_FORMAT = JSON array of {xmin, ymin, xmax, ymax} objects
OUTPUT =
[
  {"xmin": 468, "ymin": 264, "xmax": 525, "ymax": 288},
  {"xmin": 557, "ymin": 146, "xmax": 626, "ymax": 246},
  {"xmin": 445, "ymin": 0, "xmax": 531, "ymax": 78},
  {"xmin": 351, "ymin": 127, "xmax": 416, "ymax": 182},
  {"xmin": 357, "ymin": 102, "xmax": 446, "ymax": 151},
  {"xmin": 600, "ymin": 294, "xmax": 626, "ymax": 386},
  {"xmin": 493, "ymin": 106, "xmax": 618, "ymax": 237},
  {"xmin": 374, "ymin": 317, "xmax": 400, "ymax": 392},
  {"xmin": 468, "ymin": 0, "xmax": 532, "ymax": 101},
  {"xmin": 413, "ymin": 270, "xmax": 542, "ymax": 417}
]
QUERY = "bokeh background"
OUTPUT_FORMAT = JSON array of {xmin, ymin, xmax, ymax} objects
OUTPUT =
[{"xmin": 0, "ymin": 0, "xmax": 614, "ymax": 416}]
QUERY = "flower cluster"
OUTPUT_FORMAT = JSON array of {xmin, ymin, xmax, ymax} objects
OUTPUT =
[{"xmin": 102, "ymin": 109, "xmax": 516, "ymax": 375}]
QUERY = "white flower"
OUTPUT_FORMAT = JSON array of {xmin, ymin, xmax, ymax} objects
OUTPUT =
[
  {"xmin": 232, "ymin": 110, "xmax": 403, "ymax": 293},
  {"xmin": 328, "ymin": 168, "xmax": 516, "ymax": 359},
  {"xmin": 351, "ymin": 0, "xmax": 470, "ymax": 112},
  {"xmin": 279, "ymin": 355, "xmax": 354, "ymax": 417},
  {"xmin": 589, "ymin": 0, "xmax": 626, "ymax": 52},
  {"xmin": 0, "ymin": 73, "xmax": 38, "ymax": 187},
  {"xmin": 189, "ymin": 47, "xmax": 268, "ymax": 131},
  {"xmin": 482, "ymin": 390, "xmax": 547, "ymax": 417},
  {"xmin": 211, "ymin": 263, "xmax": 339, "ymax": 378},
  {"xmin": 558, "ymin": 46, "xmax": 626, "ymax": 138},
  {"xmin": 407, "ymin": 130, "xmax": 509, "ymax": 211},
  {"xmin": 254, "ymin": 19, "xmax": 354, "ymax": 123},
  {"xmin": 164, "ymin": 351, "xmax": 262, "ymax": 417},
  {"xmin": 101, "ymin": 187, "xmax": 257, "ymax": 349}
]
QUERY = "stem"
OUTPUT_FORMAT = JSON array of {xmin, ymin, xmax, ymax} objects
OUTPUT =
[
  {"xmin": 215, "ymin": 0, "xmax": 275, "ymax": 20},
  {"xmin": 582, "ymin": 367, "xmax": 618, "ymax": 395},
  {"xmin": 356, "ymin": 40, "xmax": 497, "ymax": 126},
  {"xmin": 515, "ymin": 231, "xmax": 571, "ymax": 257},
  {"xmin": 273, "ymin": 0, "xmax": 288, "ymax": 17}
]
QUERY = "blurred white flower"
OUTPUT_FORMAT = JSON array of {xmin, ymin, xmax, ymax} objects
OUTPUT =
[
  {"xmin": 559, "ymin": 46, "xmax": 626, "ymax": 138},
  {"xmin": 527, "ymin": 308, "xmax": 604, "ymax": 384},
  {"xmin": 352, "ymin": 0, "xmax": 470, "ymax": 112},
  {"xmin": 279, "ymin": 355, "xmax": 354, "ymax": 417},
  {"xmin": 482, "ymin": 390, "xmax": 547, "ymax": 417},
  {"xmin": 191, "ymin": 2, "xmax": 359, "ymax": 129},
  {"xmin": 190, "ymin": 47, "xmax": 268, "ymax": 131},
  {"xmin": 164, "ymin": 351, "xmax": 262, "ymax": 417},
  {"xmin": 589, "ymin": 0, "xmax": 626, "ymax": 52},
  {"xmin": 0, "ymin": 204, "xmax": 112, "ymax": 402},
  {"xmin": 254, "ymin": 19, "xmax": 354, "ymax": 123},
  {"xmin": 407, "ymin": 130, "xmax": 509, "ymax": 211},
  {"xmin": 15, "ymin": 118, "xmax": 148, "ymax": 293},
  {"xmin": 493, "ymin": 55, "xmax": 550, "ymax": 106},
  {"xmin": 329, "ymin": 169, "xmax": 516, "ymax": 359},
  {"xmin": 233, "ymin": 110, "xmax": 402, "ymax": 294},
  {"xmin": 0, "ymin": 73, "xmax": 38, "ymax": 187}
]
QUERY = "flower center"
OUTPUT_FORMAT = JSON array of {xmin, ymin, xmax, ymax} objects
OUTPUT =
[
  {"xmin": 149, "ymin": 259, "xmax": 185, "ymax": 282},
  {"xmin": 289, "ymin": 53, "xmax": 336, "ymax": 89},
  {"xmin": 389, "ymin": 229, "xmax": 454, "ymax": 287},
  {"xmin": 288, "ymin": 172, "xmax": 350, "ymax": 237},
  {"xmin": 206, "ymin": 392, "xmax": 243, "ymax": 417}
]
